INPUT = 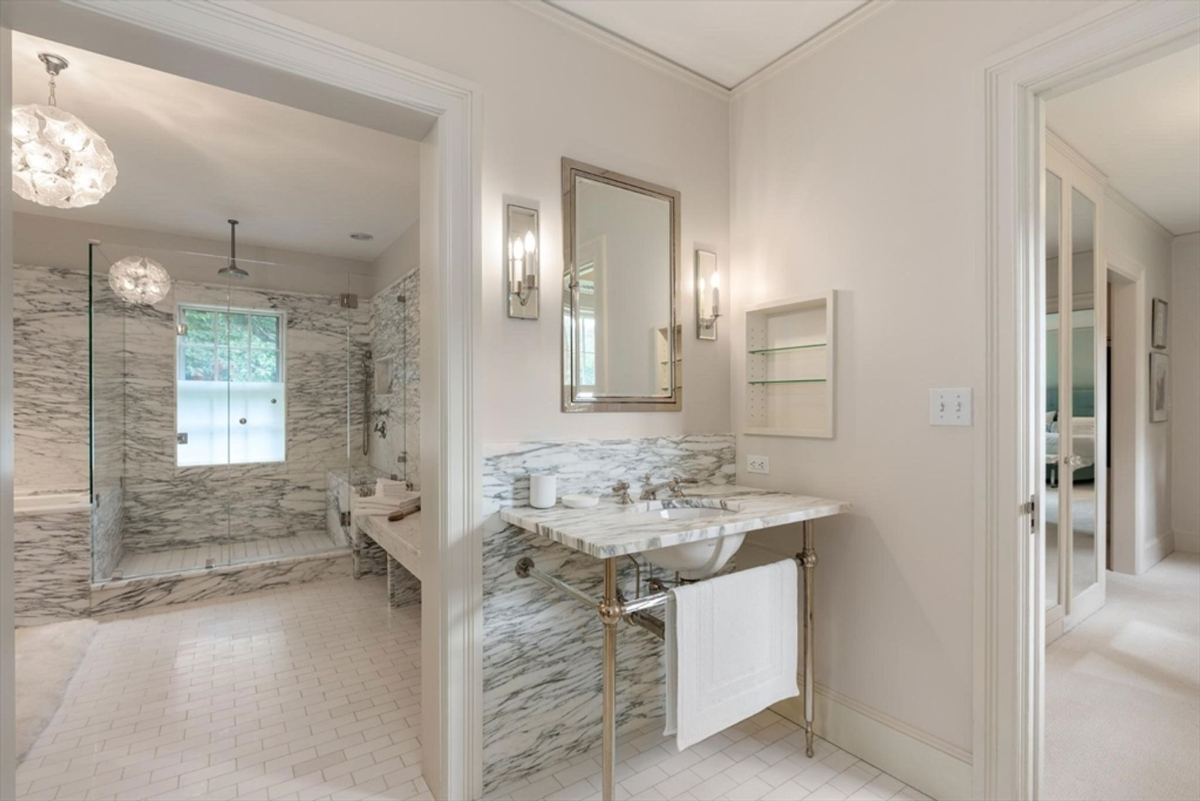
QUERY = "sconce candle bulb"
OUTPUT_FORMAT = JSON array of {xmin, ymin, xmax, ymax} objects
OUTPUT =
[{"xmin": 694, "ymin": 250, "xmax": 721, "ymax": 341}]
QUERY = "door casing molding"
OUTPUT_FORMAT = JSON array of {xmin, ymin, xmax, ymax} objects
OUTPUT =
[
  {"xmin": 0, "ymin": 1, "xmax": 483, "ymax": 797},
  {"xmin": 976, "ymin": 2, "xmax": 1199, "ymax": 798}
]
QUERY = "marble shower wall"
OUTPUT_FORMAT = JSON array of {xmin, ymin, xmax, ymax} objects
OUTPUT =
[
  {"xmin": 118, "ymin": 280, "xmax": 371, "ymax": 554},
  {"xmin": 481, "ymin": 434, "xmax": 736, "ymax": 794},
  {"xmin": 368, "ymin": 269, "xmax": 420, "ymax": 490},
  {"xmin": 12, "ymin": 265, "xmax": 90, "ymax": 494}
]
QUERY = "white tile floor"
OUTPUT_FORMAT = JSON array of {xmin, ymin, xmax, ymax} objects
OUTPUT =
[
  {"xmin": 115, "ymin": 534, "xmax": 344, "ymax": 579},
  {"xmin": 16, "ymin": 577, "xmax": 422, "ymax": 801},
  {"xmin": 17, "ymin": 576, "xmax": 928, "ymax": 801},
  {"xmin": 487, "ymin": 713, "xmax": 929, "ymax": 801}
]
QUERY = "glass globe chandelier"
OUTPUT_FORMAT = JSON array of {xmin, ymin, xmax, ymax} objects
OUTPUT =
[
  {"xmin": 108, "ymin": 256, "xmax": 171, "ymax": 305},
  {"xmin": 11, "ymin": 53, "xmax": 117, "ymax": 209}
]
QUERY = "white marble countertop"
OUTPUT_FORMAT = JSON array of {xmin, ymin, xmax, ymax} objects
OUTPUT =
[{"xmin": 499, "ymin": 485, "xmax": 850, "ymax": 559}]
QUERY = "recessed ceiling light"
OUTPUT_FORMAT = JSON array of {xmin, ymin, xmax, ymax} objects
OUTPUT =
[{"xmin": 349, "ymin": 232, "xmax": 374, "ymax": 241}]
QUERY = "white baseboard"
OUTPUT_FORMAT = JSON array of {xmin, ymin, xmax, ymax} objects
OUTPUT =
[
  {"xmin": 1143, "ymin": 529, "xmax": 1176, "ymax": 570},
  {"xmin": 772, "ymin": 682, "xmax": 971, "ymax": 801}
]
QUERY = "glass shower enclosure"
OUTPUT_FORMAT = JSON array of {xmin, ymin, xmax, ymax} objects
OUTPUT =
[{"xmin": 89, "ymin": 239, "xmax": 368, "ymax": 581}]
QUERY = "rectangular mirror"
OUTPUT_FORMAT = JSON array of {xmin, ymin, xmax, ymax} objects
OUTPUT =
[{"xmin": 562, "ymin": 158, "xmax": 681, "ymax": 412}]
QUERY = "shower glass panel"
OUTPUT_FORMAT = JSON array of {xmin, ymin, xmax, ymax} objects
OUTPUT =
[{"xmin": 89, "ymin": 240, "xmax": 358, "ymax": 581}]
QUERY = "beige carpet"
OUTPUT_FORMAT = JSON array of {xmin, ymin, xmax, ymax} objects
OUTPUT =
[
  {"xmin": 15, "ymin": 619, "xmax": 97, "ymax": 762},
  {"xmin": 1045, "ymin": 551, "xmax": 1200, "ymax": 800}
]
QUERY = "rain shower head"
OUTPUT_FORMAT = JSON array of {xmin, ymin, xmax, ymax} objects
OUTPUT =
[{"xmin": 218, "ymin": 219, "xmax": 250, "ymax": 279}]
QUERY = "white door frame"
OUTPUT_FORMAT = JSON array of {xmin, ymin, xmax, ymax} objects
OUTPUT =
[
  {"xmin": 0, "ymin": 2, "xmax": 484, "ymax": 798},
  {"xmin": 975, "ymin": 2, "xmax": 1199, "ymax": 798}
]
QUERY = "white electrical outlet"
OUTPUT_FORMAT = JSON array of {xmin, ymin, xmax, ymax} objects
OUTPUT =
[
  {"xmin": 747, "ymin": 455, "xmax": 770, "ymax": 474},
  {"xmin": 930, "ymin": 388, "xmax": 973, "ymax": 426}
]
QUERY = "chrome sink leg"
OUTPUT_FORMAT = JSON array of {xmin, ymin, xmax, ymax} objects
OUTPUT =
[
  {"xmin": 600, "ymin": 557, "xmax": 620, "ymax": 801},
  {"xmin": 799, "ymin": 520, "xmax": 818, "ymax": 757}
]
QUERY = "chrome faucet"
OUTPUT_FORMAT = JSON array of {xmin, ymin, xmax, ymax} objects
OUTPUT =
[
  {"xmin": 668, "ymin": 476, "xmax": 699, "ymax": 497},
  {"xmin": 640, "ymin": 474, "xmax": 672, "ymax": 501},
  {"xmin": 612, "ymin": 480, "xmax": 633, "ymax": 505},
  {"xmin": 641, "ymin": 474, "xmax": 700, "ymax": 500}
]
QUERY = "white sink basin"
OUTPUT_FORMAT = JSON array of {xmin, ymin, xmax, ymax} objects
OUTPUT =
[
  {"xmin": 639, "ymin": 507, "xmax": 728, "ymax": 522},
  {"xmin": 632, "ymin": 501, "xmax": 744, "ymax": 579}
]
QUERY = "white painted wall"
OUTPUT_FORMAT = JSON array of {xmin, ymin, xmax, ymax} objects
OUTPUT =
[
  {"xmin": 258, "ymin": 0, "xmax": 732, "ymax": 443},
  {"xmin": 1172, "ymin": 232, "xmax": 1200, "ymax": 552},
  {"xmin": 1105, "ymin": 191, "xmax": 1176, "ymax": 566},
  {"xmin": 371, "ymin": 221, "xmax": 420, "ymax": 296},
  {"xmin": 728, "ymin": 0, "xmax": 1100, "ymax": 757}
]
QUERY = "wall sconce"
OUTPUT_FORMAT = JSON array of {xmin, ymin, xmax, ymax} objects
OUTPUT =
[
  {"xmin": 505, "ymin": 200, "xmax": 539, "ymax": 320},
  {"xmin": 695, "ymin": 249, "xmax": 720, "ymax": 340}
]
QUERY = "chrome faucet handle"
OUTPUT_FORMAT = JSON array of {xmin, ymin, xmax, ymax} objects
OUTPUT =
[
  {"xmin": 612, "ymin": 480, "xmax": 632, "ymax": 505},
  {"xmin": 667, "ymin": 476, "xmax": 699, "ymax": 497}
]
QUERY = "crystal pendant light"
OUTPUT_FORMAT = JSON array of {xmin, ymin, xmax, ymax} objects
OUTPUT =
[
  {"xmin": 109, "ymin": 256, "xmax": 171, "ymax": 305},
  {"xmin": 11, "ymin": 53, "xmax": 118, "ymax": 209}
]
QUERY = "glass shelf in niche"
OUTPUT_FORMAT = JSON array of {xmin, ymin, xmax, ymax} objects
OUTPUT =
[
  {"xmin": 747, "ymin": 343, "xmax": 827, "ymax": 354},
  {"xmin": 747, "ymin": 378, "xmax": 827, "ymax": 385}
]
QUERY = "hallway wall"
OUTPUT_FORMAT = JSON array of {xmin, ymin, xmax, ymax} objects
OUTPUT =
[{"xmin": 1172, "ymin": 232, "xmax": 1200, "ymax": 552}]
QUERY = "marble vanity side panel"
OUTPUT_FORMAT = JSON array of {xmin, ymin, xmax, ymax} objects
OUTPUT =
[
  {"xmin": 15, "ymin": 509, "xmax": 92, "ymax": 625},
  {"xmin": 387, "ymin": 555, "xmax": 420, "ymax": 607},
  {"xmin": 12, "ymin": 265, "xmax": 91, "ymax": 494},
  {"xmin": 480, "ymin": 434, "xmax": 735, "ymax": 793},
  {"xmin": 368, "ymin": 269, "xmax": 420, "ymax": 490},
  {"xmin": 90, "ymin": 551, "xmax": 352, "ymax": 616}
]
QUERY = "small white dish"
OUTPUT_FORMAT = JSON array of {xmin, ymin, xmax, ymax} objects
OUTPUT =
[{"xmin": 562, "ymin": 494, "xmax": 599, "ymax": 509}]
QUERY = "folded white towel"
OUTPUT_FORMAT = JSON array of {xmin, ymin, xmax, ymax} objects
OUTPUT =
[
  {"xmin": 665, "ymin": 559, "xmax": 800, "ymax": 750},
  {"xmin": 376, "ymin": 479, "xmax": 410, "ymax": 498}
]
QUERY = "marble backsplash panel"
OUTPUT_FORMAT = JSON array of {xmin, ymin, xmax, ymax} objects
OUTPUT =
[{"xmin": 481, "ymin": 434, "xmax": 735, "ymax": 793}]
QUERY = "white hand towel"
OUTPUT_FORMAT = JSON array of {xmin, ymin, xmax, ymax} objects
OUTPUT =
[{"xmin": 665, "ymin": 559, "xmax": 800, "ymax": 750}]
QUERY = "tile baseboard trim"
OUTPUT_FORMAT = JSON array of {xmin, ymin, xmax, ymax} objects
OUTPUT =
[{"xmin": 773, "ymin": 683, "xmax": 970, "ymax": 801}]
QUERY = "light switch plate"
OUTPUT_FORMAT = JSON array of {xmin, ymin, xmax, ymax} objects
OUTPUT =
[
  {"xmin": 747, "ymin": 455, "xmax": 770, "ymax": 474},
  {"xmin": 930, "ymin": 388, "xmax": 972, "ymax": 426}
]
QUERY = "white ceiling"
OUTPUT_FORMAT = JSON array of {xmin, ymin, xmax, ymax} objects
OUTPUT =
[
  {"xmin": 545, "ymin": 0, "xmax": 869, "ymax": 90},
  {"xmin": 12, "ymin": 32, "xmax": 422, "ymax": 262},
  {"xmin": 1047, "ymin": 43, "xmax": 1200, "ymax": 237}
]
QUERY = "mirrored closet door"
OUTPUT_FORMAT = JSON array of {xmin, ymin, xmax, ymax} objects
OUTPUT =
[{"xmin": 1044, "ymin": 142, "xmax": 1107, "ymax": 644}]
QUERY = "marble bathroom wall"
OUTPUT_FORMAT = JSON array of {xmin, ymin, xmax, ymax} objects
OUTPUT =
[
  {"xmin": 115, "ymin": 280, "xmax": 371, "ymax": 555},
  {"xmin": 481, "ymin": 434, "xmax": 736, "ymax": 793},
  {"xmin": 368, "ymin": 269, "xmax": 420, "ymax": 490},
  {"xmin": 15, "ymin": 506, "xmax": 92, "ymax": 626},
  {"xmin": 12, "ymin": 265, "xmax": 90, "ymax": 494}
]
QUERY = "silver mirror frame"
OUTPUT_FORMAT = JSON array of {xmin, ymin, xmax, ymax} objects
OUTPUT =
[{"xmin": 561, "ymin": 157, "xmax": 682, "ymax": 413}]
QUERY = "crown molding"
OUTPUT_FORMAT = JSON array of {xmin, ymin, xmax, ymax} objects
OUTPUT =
[
  {"xmin": 513, "ymin": 0, "xmax": 896, "ymax": 103},
  {"xmin": 731, "ymin": 0, "xmax": 895, "ymax": 97},
  {"xmin": 510, "ymin": 0, "xmax": 730, "ymax": 100},
  {"xmin": 1106, "ymin": 184, "xmax": 1176, "ymax": 243}
]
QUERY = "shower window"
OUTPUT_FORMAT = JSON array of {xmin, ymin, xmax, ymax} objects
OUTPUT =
[{"xmin": 176, "ymin": 304, "xmax": 287, "ymax": 467}]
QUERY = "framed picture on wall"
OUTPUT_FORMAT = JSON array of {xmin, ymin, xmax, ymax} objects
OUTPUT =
[
  {"xmin": 1150, "ymin": 351, "xmax": 1169, "ymax": 423},
  {"xmin": 1152, "ymin": 298, "xmax": 1168, "ymax": 349}
]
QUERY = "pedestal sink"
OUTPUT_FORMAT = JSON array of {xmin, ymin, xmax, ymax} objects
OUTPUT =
[{"xmin": 632, "ymin": 501, "xmax": 744, "ymax": 579}]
